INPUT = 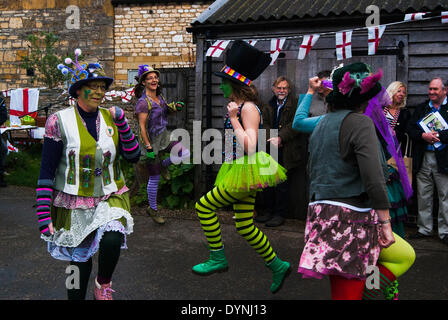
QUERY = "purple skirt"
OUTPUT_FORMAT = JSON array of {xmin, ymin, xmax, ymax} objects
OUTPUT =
[{"xmin": 298, "ymin": 201, "xmax": 381, "ymax": 280}]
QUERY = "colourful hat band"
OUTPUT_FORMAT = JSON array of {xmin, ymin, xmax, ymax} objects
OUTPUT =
[{"xmin": 222, "ymin": 66, "xmax": 252, "ymax": 86}]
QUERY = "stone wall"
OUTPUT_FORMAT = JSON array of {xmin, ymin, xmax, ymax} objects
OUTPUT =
[
  {"xmin": 0, "ymin": 0, "xmax": 114, "ymax": 91},
  {"xmin": 113, "ymin": 1, "xmax": 212, "ymax": 86}
]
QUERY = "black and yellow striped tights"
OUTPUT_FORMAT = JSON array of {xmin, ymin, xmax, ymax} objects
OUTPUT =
[{"xmin": 196, "ymin": 185, "xmax": 277, "ymax": 264}]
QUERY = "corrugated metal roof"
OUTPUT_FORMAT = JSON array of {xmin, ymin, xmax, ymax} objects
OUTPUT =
[
  {"xmin": 111, "ymin": 0, "xmax": 208, "ymax": 6},
  {"xmin": 192, "ymin": 0, "xmax": 446, "ymax": 25}
]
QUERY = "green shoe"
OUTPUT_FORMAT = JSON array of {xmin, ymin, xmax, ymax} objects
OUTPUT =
[
  {"xmin": 267, "ymin": 257, "xmax": 291, "ymax": 293},
  {"xmin": 384, "ymin": 280, "xmax": 399, "ymax": 300},
  {"xmin": 146, "ymin": 207, "xmax": 165, "ymax": 224},
  {"xmin": 192, "ymin": 248, "xmax": 228, "ymax": 275}
]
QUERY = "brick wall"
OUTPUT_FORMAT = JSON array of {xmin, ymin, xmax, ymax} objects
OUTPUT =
[{"xmin": 113, "ymin": 1, "xmax": 212, "ymax": 86}]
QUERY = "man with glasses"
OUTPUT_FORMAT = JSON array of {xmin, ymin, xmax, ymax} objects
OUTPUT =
[
  {"xmin": 408, "ymin": 77, "xmax": 448, "ymax": 246},
  {"xmin": 256, "ymin": 76, "xmax": 308, "ymax": 227}
]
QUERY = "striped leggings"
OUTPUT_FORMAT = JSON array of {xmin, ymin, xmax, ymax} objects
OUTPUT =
[{"xmin": 196, "ymin": 186, "xmax": 277, "ymax": 264}]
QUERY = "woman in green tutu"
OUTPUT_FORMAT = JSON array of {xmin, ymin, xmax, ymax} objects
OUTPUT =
[{"xmin": 192, "ymin": 40, "xmax": 291, "ymax": 294}]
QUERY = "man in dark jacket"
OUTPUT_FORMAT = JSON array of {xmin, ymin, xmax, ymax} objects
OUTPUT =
[
  {"xmin": 408, "ymin": 77, "xmax": 448, "ymax": 245},
  {"xmin": 0, "ymin": 96, "xmax": 7, "ymax": 187},
  {"xmin": 255, "ymin": 76, "xmax": 308, "ymax": 226}
]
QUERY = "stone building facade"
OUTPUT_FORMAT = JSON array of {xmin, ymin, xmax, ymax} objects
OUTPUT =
[
  {"xmin": 0, "ymin": 0, "xmax": 115, "ymax": 91},
  {"xmin": 112, "ymin": 0, "xmax": 212, "ymax": 87},
  {"xmin": 0, "ymin": 0, "xmax": 212, "ymax": 89}
]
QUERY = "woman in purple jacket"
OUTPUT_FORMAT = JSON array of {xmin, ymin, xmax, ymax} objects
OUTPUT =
[{"xmin": 134, "ymin": 65, "xmax": 190, "ymax": 224}]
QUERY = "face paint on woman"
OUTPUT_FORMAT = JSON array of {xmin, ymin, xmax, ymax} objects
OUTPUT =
[
  {"xmin": 220, "ymin": 80, "xmax": 233, "ymax": 99},
  {"xmin": 78, "ymin": 80, "xmax": 107, "ymax": 111}
]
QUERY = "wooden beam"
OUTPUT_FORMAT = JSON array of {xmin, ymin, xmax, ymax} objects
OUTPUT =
[{"xmin": 193, "ymin": 35, "xmax": 205, "ymax": 200}]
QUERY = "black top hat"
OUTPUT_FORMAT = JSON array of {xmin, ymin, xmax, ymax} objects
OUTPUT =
[{"xmin": 214, "ymin": 40, "xmax": 272, "ymax": 86}]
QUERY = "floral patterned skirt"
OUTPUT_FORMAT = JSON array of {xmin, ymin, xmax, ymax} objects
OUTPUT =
[{"xmin": 298, "ymin": 201, "xmax": 381, "ymax": 280}]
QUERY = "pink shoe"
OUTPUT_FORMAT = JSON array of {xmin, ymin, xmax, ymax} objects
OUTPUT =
[{"xmin": 94, "ymin": 277, "xmax": 115, "ymax": 300}]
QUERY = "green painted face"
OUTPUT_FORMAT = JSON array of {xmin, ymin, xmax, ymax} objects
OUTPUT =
[
  {"xmin": 220, "ymin": 80, "xmax": 233, "ymax": 98},
  {"xmin": 77, "ymin": 80, "xmax": 107, "ymax": 110}
]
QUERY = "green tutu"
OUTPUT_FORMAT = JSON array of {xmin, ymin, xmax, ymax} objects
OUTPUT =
[{"xmin": 214, "ymin": 151, "xmax": 287, "ymax": 192}]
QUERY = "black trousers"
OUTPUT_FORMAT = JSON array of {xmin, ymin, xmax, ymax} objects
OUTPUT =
[{"xmin": 262, "ymin": 148, "xmax": 289, "ymax": 218}]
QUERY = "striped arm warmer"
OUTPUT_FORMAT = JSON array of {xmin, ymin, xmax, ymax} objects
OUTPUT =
[
  {"xmin": 113, "ymin": 106, "xmax": 141, "ymax": 162},
  {"xmin": 36, "ymin": 179, "xmax": 53, "ymax": 236}
]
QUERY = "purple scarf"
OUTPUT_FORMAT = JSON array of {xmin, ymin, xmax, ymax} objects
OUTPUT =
[{"xmin": 364, "ymin": 87, "xmax": 413, "ymax": 200}]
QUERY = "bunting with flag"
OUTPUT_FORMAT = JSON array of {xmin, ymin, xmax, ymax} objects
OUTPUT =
[
  {"xmin": 1, "ymin": 90, "xmax": 10, "ymax": 98},
  {"xmin": 206, "ymin": 40, "xmax": 231, "ymax": 58},
  {"xmin": 119, "ymin": 87, "xmax": 135, "ymax": 103},
  {"xmin": 245, "ymin": 40, "xmax": 258, "ymax": 46},
  {"xmin": 298, "ymin": 34, "xmax": 320, "ymax": 60},
  {"xmin": 404, "ymin": 12, "xmax": 427, "ymax": 21},
  {"xmin": 368, "ymin": 25, "xmax": 386, "ymax": 55},
  {"xmin": 335, "ymin": 31, "xmax": 352, "ymax": 60},
  {"xmin": 203, "ymin": 12, "xmax": 447, "ymax": 62},
  {"xmin": 442, "ymin": 11, "xmax": 448, "ymax": 23},
  {"xmin": 270, "ymin": 38, "xmax": 286, "ymax": 65},
  {"xmin": 101, "ymin": 88, "xmax": 136, "ymax": 104}
]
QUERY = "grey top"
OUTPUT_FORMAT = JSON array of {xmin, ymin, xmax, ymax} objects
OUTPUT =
[
  {"xmin": 308, "ymin": 93, "xmax": 327, "ymax": 117},
  {"xmin": 309, "ymin": 111, "xmax": 390, "ymax": 210}
]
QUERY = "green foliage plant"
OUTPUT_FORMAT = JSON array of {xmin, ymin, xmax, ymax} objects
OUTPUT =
[{"xmin": 19, "ymin": 31, "xmax": 79, "ymax": 88}]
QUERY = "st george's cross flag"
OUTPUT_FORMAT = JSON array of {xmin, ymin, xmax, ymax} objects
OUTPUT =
[
  {"xmin": 298, "ymin": 34, "xmax": 320, "ymax": 60},
  {"xmin": 368, "ymin": 25, "xmax": 386, "ymax": 55},
  {"xmin": 206, "ymin": 40, "xmax": 231, "ymax": 58},
  {"xmin": 270, "ymin": 38, "xmax": 286, "ymax": 65},
  {"xmin": 9, "ymin": 88, "xmax": 39, "ymax": 126},
  {"xmin": 120, "ymin": 87, "xmax": 135, "ymax": 103},
  {"xmin": 336, "ymin": 31, "xmax": 353, "ymax": 60},
  {"xmin": 404, "ymin": 12, "xmax": 427, "ymax": 21},
  {"xmin": 6, "ymin": 140, "xmax": 18, "ymax": 153},
  {"xmin": 442, "ymin": 11, "xmax": 448, "ymax": 24}
]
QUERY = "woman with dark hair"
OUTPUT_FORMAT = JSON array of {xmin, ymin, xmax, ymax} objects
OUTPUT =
[
  {"xmin": 134, "ymin": 65, "xmax": 190, "ymax": 224},
  {"xmin": 294, "ymin": 63, "xmax": 414, "ymax": 300},
  {"xmin": 191, "ymin": 40, "xmax": 291, "ymax": 294}
]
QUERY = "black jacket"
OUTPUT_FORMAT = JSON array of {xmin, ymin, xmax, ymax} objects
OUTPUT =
[
  {"xmin": 261, "ymin": 95, "xmax": 308, "ymax": 170},
  {"xmin": 0, "ymin": 97, "xmax": 7, "ymax": 126},
  {"xmin": 407, "ymin": 99, "xmax": 448, "ymax": 174}
]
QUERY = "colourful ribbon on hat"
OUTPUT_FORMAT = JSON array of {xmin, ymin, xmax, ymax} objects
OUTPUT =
[{"xmin": 222, "ymin": 66, "xmax": 252, "ymax": 86}]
